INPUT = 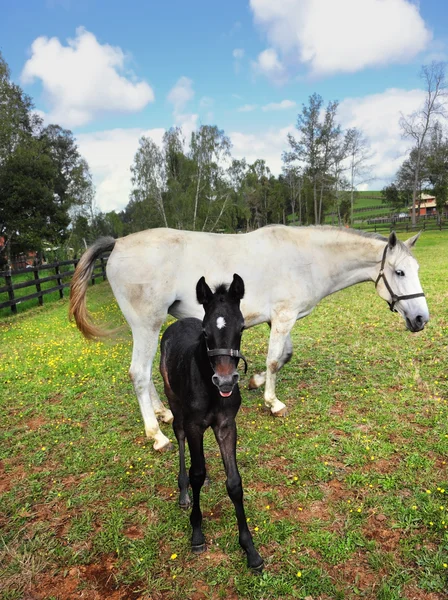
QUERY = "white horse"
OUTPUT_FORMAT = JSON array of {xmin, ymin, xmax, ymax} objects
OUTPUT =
[{"xmin": 69, "ymin": 226, "xmax": 429, "ymax": 451}]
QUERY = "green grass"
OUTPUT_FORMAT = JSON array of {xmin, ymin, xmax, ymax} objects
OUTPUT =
[{"xmin": 1, "ymin": 231, "xmax": 447, "ymax": 599}]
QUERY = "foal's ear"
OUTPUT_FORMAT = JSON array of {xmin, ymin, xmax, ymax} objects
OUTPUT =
[
  {"xmin": 229, "ymin": 273, "xmax": 245, "ymax": 301},
  {"xmin": 404, "ymin": 231, "xmax": 421, "ymax": 249},
  {"xmin": 388, "ymin": 231, "xmax": 397, "ymax": 250},
  {"xmin": 196, "ymin": 276, "xmax": 214, "ymax": 306}
]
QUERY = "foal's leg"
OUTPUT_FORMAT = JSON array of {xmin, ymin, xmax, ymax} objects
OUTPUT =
[
  {"xmin": 249, "ymin": 332, "xmax": 293, "ymax": 391},
  {"xmin": 213, "ymin": 417, "xmax": 263, "ymax": 571},
  {"xmin": 172, "ymin": 416, "xmax": 190, "ymax": 508},
  {"xmin": 129, "ymin": 324, "xmax": 171, "ymax": 450},
  {"xmin": 263, "ymin": 313, "xmax": 297, "ymax": 416},
  {"xmin": 186, "ymin": 425, "xmax": 207, "ymax": 553}
]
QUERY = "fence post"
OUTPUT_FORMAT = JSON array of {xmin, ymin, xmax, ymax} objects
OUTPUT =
[
  {"xmin": 100, "ymin": 256, "xmax": 106, "ymax": 281},
  {"xmin": 34, "ymin": 267, "xmax": 43, "ymax": 306},
  {"xmin": 55, "ymin": 263, "xmax": 63, "ymax": 299},
  {"xmin": 5, "ymin": 272, "xmax": 17, "ymax": 314}
]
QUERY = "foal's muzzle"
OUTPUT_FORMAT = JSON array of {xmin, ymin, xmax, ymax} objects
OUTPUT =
[
  {"xmin": 212, "ymin": 372, "xmax": 240, "ymax": 397},
  {"xmin": 207, "ymin": 348, "xmax": 248, "ymax": 398}
]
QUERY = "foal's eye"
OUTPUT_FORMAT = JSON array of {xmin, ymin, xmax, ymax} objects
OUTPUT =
[{"xmin": 395, "ymin": 270, "xmax": 405, "ymax": 277}]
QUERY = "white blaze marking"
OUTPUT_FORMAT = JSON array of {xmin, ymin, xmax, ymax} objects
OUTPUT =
[{"xmin": 216, "ymin": 316, "xmax": 226, "ymax": 329}]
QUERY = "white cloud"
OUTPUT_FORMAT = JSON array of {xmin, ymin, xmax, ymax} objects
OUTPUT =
[
  {"xmin": 230, "ymin": 125, "xmax": 293, "ymax": 175},
  {"xmin": 167, "ymin": 76, "xmax": 194, "ymax": 114},
  {"xmin": 76, "ymin": 128, "xmax": 164, "ymax": 213},
  {"xmin": 250, "ymin": 0, "xmax": 432, "ymax": 77},
  {"xmin": 338, "ymin": 87, "xmax": 426, "ymax": 183},
  {"xmin": 166, "ymin": 76, "xmax": 198, "ymax": 141},
  {"xmin": 262, "ymin": 99, "xmax": 296, "ymax": 111},
  {"xmin": 21, "ymin": 27, "xmax": 154, "ymax": 127},
  {"xmin": 237, "ymin": 104, "xmax": 258, "ymax": 112},
  {"xmin": 252, "ymin": 48, "xmax": 286, "ymax": 83}
]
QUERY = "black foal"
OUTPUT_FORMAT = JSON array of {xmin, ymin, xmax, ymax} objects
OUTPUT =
[{"xmin": 160, "ymin": 273, "xmax": 263, "ymax": 571}]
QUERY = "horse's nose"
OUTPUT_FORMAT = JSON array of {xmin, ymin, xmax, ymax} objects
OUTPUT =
[{"xmin": 407, "ymin": 314, "xmax": 428, "ymax": 332}]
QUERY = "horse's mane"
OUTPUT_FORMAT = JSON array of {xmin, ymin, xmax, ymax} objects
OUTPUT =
[{"xmin": 309, "ymin": 225, "xmax": 389, "ymax": 243}]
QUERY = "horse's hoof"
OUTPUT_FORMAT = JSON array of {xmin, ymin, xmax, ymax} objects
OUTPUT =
[
  {"xmin": 248, "ymin": 376, "xmax": 258, "ymax": 390},
  {"xmin": 192, "ymin": 543, "xmax": 206, "ymax": 555},
  {"xmin": 159, "ymin": 412, "xmax": 174, "ymax": 424},
  {"xmin": 155, "ymin": 441, "xmax": 173, "ymax": 452},
  {"xmin": 179, "ymin": 498, "xmax": 191, "ymax": 510},
  {"xmin": 272, "ymin": 407, "xmax": 288, "ymax": 417},
  {"xmin": 248, "ymin": 373, "xmax": 265, "ymax": 390}
]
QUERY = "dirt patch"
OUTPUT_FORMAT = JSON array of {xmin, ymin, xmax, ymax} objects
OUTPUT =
[
  {"xmin": 401, "ymin": 584, "xmax": 447, "ymax": 600},
  {"xmin": 363, "ymin": 514, "xmax": 402, "ymax": 552},
  {"xmin": 124, "ymin": 525, "xmax": 145, "ymax": 540},
  {"xmin": 329, "ymin": 401, "xmax": 345, "ymax": 416},
  {"xmin": 25, "ymin": 417, "xmax": 48, "ymax": 430},
  {"xmin": 327, "ymin": 550, "xmax": 377, "ymax": 592},
  {"xmin": 28, "ymin": 555, "xmax": 141, "ymax": 600}
]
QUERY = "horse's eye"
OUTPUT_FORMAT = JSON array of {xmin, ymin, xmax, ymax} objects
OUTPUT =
[{"xmin": 395, "ymin": 270, "xmax": 405, "ymax": 277}]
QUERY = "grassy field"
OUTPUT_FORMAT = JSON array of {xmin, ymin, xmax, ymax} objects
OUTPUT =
[{"xmin": 1, "ymin": 231, "xmax": 447, "ymax": 600}]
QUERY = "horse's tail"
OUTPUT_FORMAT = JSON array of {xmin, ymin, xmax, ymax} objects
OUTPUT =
[{"xmin": 69, "ymin": 237, "xmax": 116, "ymax": 340}]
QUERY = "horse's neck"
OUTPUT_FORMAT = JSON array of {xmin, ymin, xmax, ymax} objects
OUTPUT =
[{"xmin": 311, "ymin": 231, "xmax": 383, "ymax": 297}]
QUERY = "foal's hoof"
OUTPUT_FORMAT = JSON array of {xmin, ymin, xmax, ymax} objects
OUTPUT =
[
  {"xmin": 250, "ymin": 560, "xmax": 264, "ymax": 573},
  {"xmin": 272, "ymin": 406, "xmax": 288, "ymax": 417},
  {"xmin": 191, "ymin": 543, "xmax": 206, "ymax": 555},
  {"xmin": 179, "ymin": 498, "xmax": 191, "ymax": 510}
]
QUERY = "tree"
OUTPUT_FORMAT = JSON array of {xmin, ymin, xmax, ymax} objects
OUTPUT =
[
  {"xmin": 0, "ymin": 52, "xmax": 41, "ymax": 165},
  {"xmin": 426, "ymin": 122, "xmax": 448, "ymax": 219},
  {"xmin": 287, "ymin": 93, "xmax": 324, "ymax": 224},
  {"xmin": 0, "ymin": 137, "xmax": 65, "ymax": 255},
  {"xmin": 130, "ymin": 135, "xmax": 169, "ymax": 227},
  {"xmin": 282, "ymin": 164, "xmax": 302, "ymax": 224},
  {"xmin": 400, "ymin": 61, "xmax": 447, "ymax": 225},
  {"xmin": 345, "ymin": 127, "xmax": 373, "ymax": 225},
  {"xmin": 381, "ymin": 183, "xmax": 402, "ymax": 213}
]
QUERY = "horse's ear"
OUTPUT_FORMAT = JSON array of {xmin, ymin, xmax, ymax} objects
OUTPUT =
[
  {"xmin": 404, "ymin": 231, "xmax": 421, "ymax": 249},
  {"xmin": 229, "ymin": 273, "xmax": 245, "ymax": 301},
  {"xmin": 388, "ymin": 231, "xmax": 397, "ymax": 250},
  {"xmin": 196, "ymin": 276, "xmax": 214, "ymax": 307}
]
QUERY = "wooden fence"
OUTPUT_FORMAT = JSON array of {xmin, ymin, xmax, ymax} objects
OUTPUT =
[
  {"xmin": 353, "ymin": 219, "xmax": 448, "ymax": 234},
  {"xmin": 0, "ymin": 256, "xmax": 108, "ymax": 314}
]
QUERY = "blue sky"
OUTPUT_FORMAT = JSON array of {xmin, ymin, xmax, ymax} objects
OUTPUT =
[{"xmin": 1, "ymin": 0, "xmax": 447, "ymax": 212}]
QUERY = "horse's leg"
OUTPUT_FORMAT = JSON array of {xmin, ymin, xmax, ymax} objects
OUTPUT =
[
  {"xmin": 150, "ymin": 380, "xmax": 174, "ymax": 424},
  {"xmin": 263, "ymin": 313, "xmax": 297, "ymax": 416},
  {"xmin": 129, "ymin": 324, "xmax": 171, "ymax": 451},
  {"xmin": 186, "ymin": 424, "xmax": 207, "ymax": 554},
  {"xmin": 213, "ymin": 417, "xmax": 263, "ymax": 571},
  {"xmin": 249, "ymin": 332, "xmax": 293, "ymax": 390}
]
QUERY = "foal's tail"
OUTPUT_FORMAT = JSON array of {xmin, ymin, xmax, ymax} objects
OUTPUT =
[{"xmin": 69, "ymin": 237, "xmax": 116, "ymax": 340}]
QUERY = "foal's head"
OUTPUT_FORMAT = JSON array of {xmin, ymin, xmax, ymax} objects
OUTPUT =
[{"xmin": 196, "ymin": 273, "xmax": 246, "ymax": 398}]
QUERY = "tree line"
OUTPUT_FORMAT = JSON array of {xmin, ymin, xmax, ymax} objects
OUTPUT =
[{"xmin": 1, "ymin": 49, "xmax": 446, "ymax": 266}]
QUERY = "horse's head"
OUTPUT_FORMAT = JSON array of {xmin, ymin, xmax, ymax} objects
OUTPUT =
[
  {"xmin": 375, "ymin": 232, "xmax": 429, "ymax": 332},
  {"xmin": 196, "ymin": 273, "xmax": 246, "ymax": 397}
]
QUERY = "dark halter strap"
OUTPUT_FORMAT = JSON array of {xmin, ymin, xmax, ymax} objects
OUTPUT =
[
  {"xmin": 375, "ymin": 244, "xmax": 425, "ymax": 312},
  {"xmin": 207, "ymin": 348, "xmax": 248, "ymax": 374}
]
